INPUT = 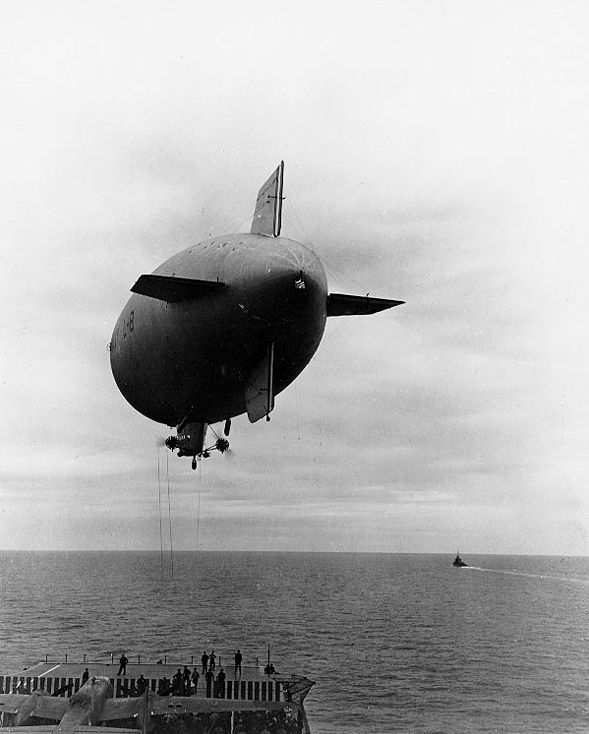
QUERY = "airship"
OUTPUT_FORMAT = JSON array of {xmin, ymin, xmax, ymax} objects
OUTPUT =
[{"xmin": 110, "ymin": 162, "xmax": 403, "ymax": 468}]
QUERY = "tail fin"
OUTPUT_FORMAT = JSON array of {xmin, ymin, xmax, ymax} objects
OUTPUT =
[{"xmin": 250, "ymin": 161, "xmax": 284, "ymax": 237}]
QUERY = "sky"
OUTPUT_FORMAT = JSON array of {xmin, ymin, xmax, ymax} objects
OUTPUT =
[{"xmin": 0, "ymin": 1, "xmax": 588, "ymax": 554}]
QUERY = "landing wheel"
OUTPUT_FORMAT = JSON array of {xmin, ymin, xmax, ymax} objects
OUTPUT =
[{"xmin": 191, "ymin": 458, "xmax": 197, "ymax": 470}]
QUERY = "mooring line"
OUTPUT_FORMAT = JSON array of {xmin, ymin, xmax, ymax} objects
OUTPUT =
[
  {"xmin": 196, "ymin": 458, "xmax": 203, "ymax": 553},
  {"xmin": 166, "ymin": 450, "xmax": 174, "ymax": 580},
  {"xmin": 157, "ymin": 447, "xmax": 164, "ymax": 583}
]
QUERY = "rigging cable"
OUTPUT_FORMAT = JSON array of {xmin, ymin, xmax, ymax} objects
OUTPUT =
[
  {"xmin": 196, "ymin": 456, "xmax": 203, "ymax": 553},
  {"xmin": 166, "ymin": 450, "xmax": 175, "ymax": 580},
  {"xmin": 157, "ymin": 446, "xmax": 164, "ymax": 583}
]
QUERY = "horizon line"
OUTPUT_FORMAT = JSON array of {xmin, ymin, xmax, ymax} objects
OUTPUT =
[{"xmin": 0, "ymin": 549, "xmax": 586, "ymax": 558}]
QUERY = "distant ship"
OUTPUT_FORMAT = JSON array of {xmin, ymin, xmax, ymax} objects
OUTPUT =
[
  {"xmin": 452, "ymin": 552, "xmax": 468, "ymax": 567},
  {"xmin": 0, "ymin": 653, "xmax": 315, "ymax": 734}
]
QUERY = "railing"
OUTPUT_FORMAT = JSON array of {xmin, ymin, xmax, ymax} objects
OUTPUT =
[
  {"xmin": 39, "ymin": 653, "xmax": 264, "ymax": 668},
  {"xmin": 0, "ymin": 674, "xmax": 283, "ymax": 703}
]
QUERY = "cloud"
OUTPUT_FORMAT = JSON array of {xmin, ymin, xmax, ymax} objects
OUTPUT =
[{"xmin": 0, "ymin": 2, "xmax": 587, "ymax": 553}]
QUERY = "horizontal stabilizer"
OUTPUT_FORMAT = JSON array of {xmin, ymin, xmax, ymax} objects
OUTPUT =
[
  {"xmin": 327, "ymin": 293, "xmax": 405, "ymax": 317},
  {"xmin": 0, "ymin": 729, "xmax": 58, "ymax": 734},
  {"xmin": 131, "ymin": 274, "xmax": 224, "ymax": 302},
  {"xmin": 100, "ymin": 697, "xmax": 147, "ymax": 721},
  {"xmin": 0, "ymin": 693, "xmax": 67, "ymax": 720}
]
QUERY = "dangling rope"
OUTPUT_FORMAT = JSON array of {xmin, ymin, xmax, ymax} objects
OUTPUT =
[
  {"xmin": 196, "ymin": 457, "xmax": 203, "ymax": 553},
  {"xmin": 294, "ymin": 385, "xmax": 301, "ymax": 440},
  {"xmin": 166, "ymin": 450, "xmax": 175, "ymax": 580},
  {"xmin": 157, "ymin": 447, "xmax": 164, "ymax": 583}
]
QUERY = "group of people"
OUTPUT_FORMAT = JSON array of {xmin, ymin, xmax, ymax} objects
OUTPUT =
[
  {"xmin": 115, "ymin": 650, "xmax": 244, "ymax": 679},
  {"xmin": 157, "ymin": 665, "xmax": 226, "ymax": 698},
  {"xmin": 229, "ymin": 708, "xmax": 303, "ymax": 734},
  {"xmin": 201, "ymin": 649, "xmax": 243, "ymax": 677},
  {"xmin": 158, "ymin": 666, "xmax": 201, "ymax": 697},
  {"xmin": 156, "ymin": 709, "xmax": 303, "ymax": 734},
  {"xmin": 108, "ymin": 649, "xmax": 249, "ymax": 698}
]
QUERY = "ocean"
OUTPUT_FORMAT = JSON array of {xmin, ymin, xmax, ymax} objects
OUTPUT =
[{"xmin": 0, "ymin": 552, "xmax": 587, "ymax": 733}]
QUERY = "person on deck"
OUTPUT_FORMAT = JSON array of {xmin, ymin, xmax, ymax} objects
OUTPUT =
[
  {"xmin": 216, "ymin": 668, "xmax": 226, "ymax": 698},
  {"xmin": 234, "ymin": 649, "xmax": 243, "ymax": 677},
  {"xmin": 182, "ymin": 666, "xmax": 191, "ymax": 693},
  {"xmin": 205, "ymin": 668, "xmax": 214, "ymax": 697},
  {"xmin": 208, "ymin": 650, "xmax": 216, "ymax": 671},
  {"xmin": 158, "ymin": 676, "xmax": 171, "ymax": 696},
  {"xmin": 172, "ymin": 669, "xmax": 183, "ymax": 694},
  {"xmin": 117, "ymin": 654, "xmax": 128, "ymax": 676},
  {"xmin": 201, "ymin": 651, "xmax": 209, "ymax": 675},
  {"xmin": 191, "ymin": 668, "xmax": 199, "ymax": 695}
]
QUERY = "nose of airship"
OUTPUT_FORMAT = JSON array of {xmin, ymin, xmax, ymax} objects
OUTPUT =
[{"xmin": 246, "ymin": 237, "xmax": 328, "ymax": 332}]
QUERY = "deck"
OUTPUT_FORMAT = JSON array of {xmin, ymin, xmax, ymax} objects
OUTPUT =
[{"xmin": 0, "ymin": 660, "xmax": 291, "ymax": 703}]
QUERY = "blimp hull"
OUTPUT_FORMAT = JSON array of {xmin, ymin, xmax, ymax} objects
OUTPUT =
[{"xmin": 110, "ymin": 234, "xmax": 328, "ymax": 426}]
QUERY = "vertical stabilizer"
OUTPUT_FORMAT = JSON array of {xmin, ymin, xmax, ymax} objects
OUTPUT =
[
  {"xmin": 250, "ymin": 161, "xmax": 284, "ymax": 237},
  {"xmin": 245, "ymin": 343, "xmax": 275, "ymax": 422}
]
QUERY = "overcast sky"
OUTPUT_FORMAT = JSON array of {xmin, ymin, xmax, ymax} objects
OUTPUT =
[{"xmin": 1, "ymin": 1, "xmax": 587, "ymax": 554}]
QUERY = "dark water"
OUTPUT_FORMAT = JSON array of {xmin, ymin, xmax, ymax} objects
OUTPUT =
[{"xmin": 0, "ymin": 552, "xmax": 587, "ymax": 733}]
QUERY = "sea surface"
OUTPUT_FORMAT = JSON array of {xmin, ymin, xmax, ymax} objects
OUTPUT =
[{"xmin": 0, "ymin": 552, "xmax": 587, "ymax": 733}]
